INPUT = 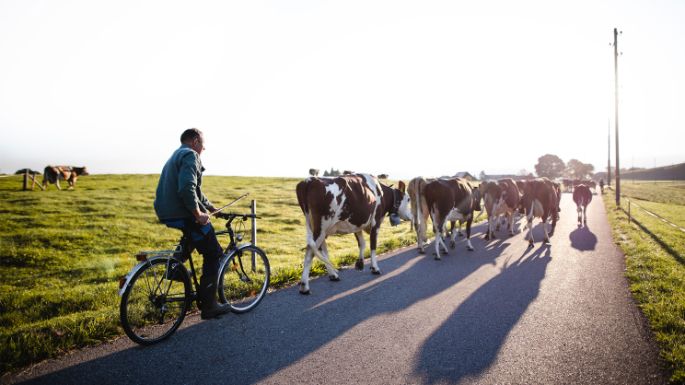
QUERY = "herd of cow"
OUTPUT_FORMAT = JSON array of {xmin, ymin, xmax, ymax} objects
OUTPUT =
[{"xmin": 296, "ymin": 173, "xmax": 594, "ymax": 294}]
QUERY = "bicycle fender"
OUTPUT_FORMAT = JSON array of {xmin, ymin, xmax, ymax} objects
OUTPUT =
[{"xmin": 118, "ymin": 256, "xmax": 168, "ymax": 296}]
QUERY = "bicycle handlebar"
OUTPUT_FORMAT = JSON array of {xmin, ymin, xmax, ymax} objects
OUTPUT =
[{"xmin": 214, "ymin": 212, "xmax": 259, "ymax": 220}]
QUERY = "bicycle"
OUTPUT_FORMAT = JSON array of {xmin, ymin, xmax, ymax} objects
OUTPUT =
[{"xmin": 118, "ymin": 197, "xmax": 270, "ymax": 345}]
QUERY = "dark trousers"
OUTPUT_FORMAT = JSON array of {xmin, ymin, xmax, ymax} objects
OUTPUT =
[{"xmin": 164, "ymin": 218, "xmax": 223, "ymax": 278}]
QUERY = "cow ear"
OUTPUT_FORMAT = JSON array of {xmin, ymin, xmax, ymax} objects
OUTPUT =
[{"xmin": 399, "ymin": 180, "xmax": 406, "ymax": 193}]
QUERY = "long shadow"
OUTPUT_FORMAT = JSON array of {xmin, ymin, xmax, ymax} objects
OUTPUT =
[
  {"xmin": 413, "ymin": 246, "xmax": 551, "ymax": 384},
  {"xmin": 620, "ymin": 208, "xmax": 685, "ymax": 266},
  {"xmin": 569, "ymin": 226, "xmax": 598, "ymax": 251},
  {"xmin": 19, "ymin": 224, "xmax": 512, "ymax": 385}
]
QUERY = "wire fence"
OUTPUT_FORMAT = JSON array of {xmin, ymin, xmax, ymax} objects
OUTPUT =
[{"xmin": 624, "ymin": 198, "xmax": 685, "ymax": 233}]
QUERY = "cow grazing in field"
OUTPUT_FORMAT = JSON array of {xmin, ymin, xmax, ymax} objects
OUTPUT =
[
  {"xmin": 295, "ymin": 173, "xmax": 412, "ymax": 294},
  {"xmin": 573, "ymin": 184, "xmax": 592, "ymax": 226},
  {"xmin": 42, "ymin": 166, "xmax": 89, "ymax": 190},
  {"xmin": 519, "ymin": 178, "xmax": 559, "ymax": 247},
  {"xmin": 424, "ymin": 178, "xmax": 481, "ymax": 259},
  {"xmin": 308, "ymin": 168, "xmax": 319, "ymax": 177}
]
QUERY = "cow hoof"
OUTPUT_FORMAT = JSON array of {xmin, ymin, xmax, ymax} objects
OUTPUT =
[
  {"xmin": 544, "ymin": 239, "xmax": 551, "ymax": 245},
  {"xmin": 458, "ymin": 232, "xmax": 463, "ymax": 237},
  {"xmin": 483, "ymin": 234, "xmax": 490, "ymax": 241},
  {"xmin": 329, "ymin": 275, "xmax": 340, "ymax": 282},
  {"xmin": 528, "ymin": 242, "xmax": 534, "ymax": 249},
  {"xmin": 371, "ymin": 268, "xmax": 382, "ymax": 275},
  {"xmin": 450, "ymin": 242, "xmax": 456, "ymax": 249},
  {"xmin": 355, "ymin": 260, "xmax": 364, "ymax": 270},
  {"xmin": 434, "ymin": 256, "xmax": 441, "ymax": 261},
  {"xmin": 467, "ymin": 246, "xmax": 474, "ymax": 251},
  {"xmin": 418, "ymin": 248, "xmax": 426, "ymax": 255},
  {"xmin": 299, "ymin": 284, "xmax": 310, "ymax": 295}
]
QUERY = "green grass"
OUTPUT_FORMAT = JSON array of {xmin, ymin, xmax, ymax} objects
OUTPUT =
[
  {"xmin": 604, "ymin": 182, "xmax": 685, "ymax": 383},
  {"xmin": 0, "ymin": 174, "xmax": 419, "ymax": 373}
]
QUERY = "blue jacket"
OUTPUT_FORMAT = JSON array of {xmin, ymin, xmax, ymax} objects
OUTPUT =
[{"xmin": 154, "ymin": 144, "xmax": 213, "ymax": 221}]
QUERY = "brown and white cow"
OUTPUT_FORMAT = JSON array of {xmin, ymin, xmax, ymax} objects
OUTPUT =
[
  {"xmin": 295, "ymin": 173, "xmax": 412, "ymax": 294},
  {"xmin": 42, "ymin": 166, "xmax": 89, "ymax": 190},
  {"xmin": 478, "ymin": 181, "xmax": 501, "ymax": 240},
  {"xmin": 424, "ymin": 178, "xmax": 481, "ymax": 260},
  {"xmin": 408, "ymin": 176, "xmax": 432, "ymax": 252},
  {"xmin": 483, "ymin": 178, "xmax": 521, "ymax": 239},
  {"xmin": 572, "ymin": 184, "xmax": 592, "ymax": 226},
  {"xmin": 519, "ymin": 178, "xmax": 559, "ymax": 247}
]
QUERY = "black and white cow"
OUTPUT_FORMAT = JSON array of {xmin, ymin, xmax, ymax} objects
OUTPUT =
[
  {"xmin": 572, "ymin": 184, "xmax": 592, "ymax": 226},
  {"xmin": 424, "ymin": 178, "xmax": 481, "ymax": 260},
  {"xmin": 295, "ymin": 173, "xmax": 412, "ymax": 294},
  {"xmin": 519, "ymin": 178, "xmax": 559, "ymax": 247}
]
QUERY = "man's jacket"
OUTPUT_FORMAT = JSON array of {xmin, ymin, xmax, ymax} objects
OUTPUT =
[{"xmin": 154, "ymin": 144, "xmax": 212, "ymax": 221}]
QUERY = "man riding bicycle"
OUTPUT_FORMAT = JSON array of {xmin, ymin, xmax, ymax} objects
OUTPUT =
[{"xmin": 154, "ymin": 128, "xmax": 229, "ymax": 319}]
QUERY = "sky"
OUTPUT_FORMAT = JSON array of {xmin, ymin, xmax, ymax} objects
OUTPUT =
[{"xmin": 1, "ymin": 0, "xmax": 684, "ymax": 180}]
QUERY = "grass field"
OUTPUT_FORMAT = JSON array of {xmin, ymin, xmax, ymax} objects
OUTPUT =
[
  {"xmin": 604, "ymin": 181, "xmax": 685, "ymax": 383},
  {"xmin": 0, "ymin": 174, "xmax": 419, "ymax": 373}
]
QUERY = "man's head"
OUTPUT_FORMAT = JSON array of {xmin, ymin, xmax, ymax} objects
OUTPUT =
[{"xmin": 181, "ymin": 128, "xmax": 205, "ymax": 155}]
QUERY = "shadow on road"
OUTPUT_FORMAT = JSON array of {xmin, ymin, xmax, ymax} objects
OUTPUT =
[
  {"xmin": 18, "ymin": 224, "xmax": 545, "ymax": 385},
  {"xmin": 569, "ymin": 226, "xmax": 598, "ymax": 251},
  {"xmin": 413, "ymin": 246, "xmax": 551, "ymax": 384}
]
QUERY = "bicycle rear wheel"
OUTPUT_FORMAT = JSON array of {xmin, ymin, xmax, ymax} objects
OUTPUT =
[
  {"xmin": 218, "ymin": 245, "xmax": 270, "ymax": 313},
  {"xmin": 120, "ymin": 258, "xmax": 191, "ymax": 345}
]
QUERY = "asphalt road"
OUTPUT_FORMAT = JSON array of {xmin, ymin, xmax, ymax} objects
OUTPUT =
[{"xmin": 4, "ymin": 193, "xmax": 669, "ymax": 385}]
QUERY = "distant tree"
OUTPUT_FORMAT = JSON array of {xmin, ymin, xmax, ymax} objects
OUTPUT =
[
  {"xmin": 534, "ymin": 154, "xmax": 565, "ymax": 179},
  {"xmin": 565, "ymin": 159, "xmax": 595, "ymax": 180},
  {"xmin": 479, "ymin": 170, "xmax": 486, "ymax": 181},
  {"xmin": 323, "ymin": 168, "xmax": 340, "ymax": 177}
]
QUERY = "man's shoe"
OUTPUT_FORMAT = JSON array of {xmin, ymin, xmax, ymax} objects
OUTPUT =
[
  {"xmin": 198, "ymin": 275, "xmax": 230, "ymax": 319},
  {"xmin": 200, "ymin": 300, "xmax": 230, "ymax": 320}
]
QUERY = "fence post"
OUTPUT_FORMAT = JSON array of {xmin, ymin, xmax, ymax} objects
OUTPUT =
[
  {"xmin": 23, "ymin": 170, "xmax": 28, "ymax": 191},
  {"xmin": 628, "ymin": 200, "xmax": 631, "ymax": 223},
  {"xmin": 251, "ymin": 199, "xmax": 257, "ymax": 272}
]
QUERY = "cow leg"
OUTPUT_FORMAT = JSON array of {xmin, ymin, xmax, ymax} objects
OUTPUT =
[
  {"xmin": 449, "ymin": 221, "xmax": 456, "ymax": 248},
  {"xmin": 583, "ymin": 205, "xmax": 588, "ymax": 225},
  {"xmin": 465, "ymin": 216, "xmax": 474, "ymax": 251},
  {"xmin": 354, "ymin": 231, "xmax": 366, "ymax": 271},
  {"xmin": 55, "ymin": 178, "xmax": 61, "ymax": 190},
  {"xmin": 369, "ymin": 228, "xmax": 381, "ymax": 275},
  {"xmin": 457, "ymin": 221, "xmax": 463, "ymax": 237},
  {"xmin": 299, "ymin": 246, "xmax": 315, "ymax": 294},
  {"xmin": 417, "ymin": 211, "xmax": 429, "ymax": 254},
  {"xmin": 433, "ymin": 220, "xmax": 449, "ymax": 260},
  {"xmin": 449, "ymin": 222, "xmax": 458, "ymax": 249},
  {"xmin": 577, "ymin": 204, "xmax": 582, "ymax": 226},
  {"xmin": 526, "ymin": 203, "xmax": 535, "ymax": 247},
  {"xmin": 543, "ymin": 220, "xmax": 551, "ymax": 244},
  {"xmin": 319, "ymin": 241, "xmax": 340, "ymax": 281}
]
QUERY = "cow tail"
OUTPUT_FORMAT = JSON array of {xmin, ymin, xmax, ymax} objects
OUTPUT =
[
  {"xmin": 295, "ymin": 180, "xmax": 309, "ymax": 215},
  {"xmin": 415, "ymin": 184, "xmax": 422, "ymax": 229}
]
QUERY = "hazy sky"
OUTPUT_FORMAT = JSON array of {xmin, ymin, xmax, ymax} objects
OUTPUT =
[{"xmin": 1, "ymin": 0, "xmax": 683, "ymax": 179}]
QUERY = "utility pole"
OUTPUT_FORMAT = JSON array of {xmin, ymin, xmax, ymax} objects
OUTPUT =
[
  {"xmin": 607, "ymin": 119, "xmax": 611, "ymax": 186},
  {"xmin": 614, "ymin": 27, "xmax": 621, "ymax": 206}
]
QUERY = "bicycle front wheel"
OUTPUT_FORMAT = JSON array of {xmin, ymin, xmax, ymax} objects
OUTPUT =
[
  {"xmin": 120, "ymin": 258, "xmax": 191, "ymax": 345},
  {"xmin": 218, "ymin": 245, "xmax": 270, "ymax": 313}
]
